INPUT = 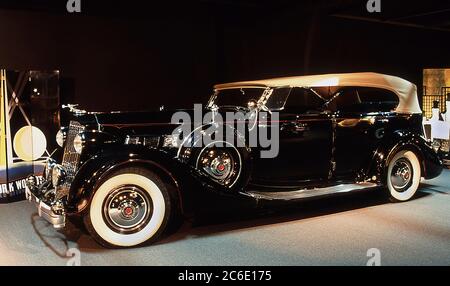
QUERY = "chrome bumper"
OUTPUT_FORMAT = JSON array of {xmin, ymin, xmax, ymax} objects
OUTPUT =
[{"xmin": 25, "ymin": 178, "xmax": 66, "ymax": 229}]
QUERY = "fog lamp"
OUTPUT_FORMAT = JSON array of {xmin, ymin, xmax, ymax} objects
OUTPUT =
[
  {"xmin": 432, "ymin": 140, "xmax": 441, "ymax": 153},
  {"xmin": 52, "ymin": 165, "xmax": 66, "ymax": 187},
  {"xmin": 26, "ymin": 175, "xmax": 37, "ymax": 189},
  {"xmin": 44, "ymin": 158, "xmax": 57, "ymax": 181}
]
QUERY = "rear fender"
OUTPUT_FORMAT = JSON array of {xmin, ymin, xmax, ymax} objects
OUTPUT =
[{"xmin": 368, "ymin": 130, "xmax": 442, "ymax": 183}]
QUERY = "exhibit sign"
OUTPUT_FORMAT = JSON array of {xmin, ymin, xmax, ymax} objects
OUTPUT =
[{"xmin": 0, "ymin": 69, "xmax": 60, "ymax": 202}]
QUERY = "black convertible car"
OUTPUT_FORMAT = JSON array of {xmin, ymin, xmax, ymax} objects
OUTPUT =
[{"xmin": 26, "ymin": 72, "xmax": 443, "ymax": 247}]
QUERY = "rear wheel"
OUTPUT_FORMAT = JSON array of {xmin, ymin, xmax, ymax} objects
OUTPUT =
[
  {"xmin": 386, "ymin": 150, "xmax": 421, "ymax": 202},
  {"xmin": 83, "ymin": 167, "xmax": 172, "ymax": 248}
]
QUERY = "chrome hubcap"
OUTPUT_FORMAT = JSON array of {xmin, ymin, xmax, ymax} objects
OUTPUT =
[
  {"xmin": 390, "ymin": 158, "xmax": 413, "ymax": 192},
  {"xmin": 198, "ymin": 148, "xmax": 240, "ymax": 187},
  {"xmin": 103, "ymin": 186, "xmax": 152, "ymax": 234}
]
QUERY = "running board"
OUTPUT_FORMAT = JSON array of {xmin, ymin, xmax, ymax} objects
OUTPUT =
[{"xmin": 242, "ymin": 182, "xmax": 379, "ymax": 201}]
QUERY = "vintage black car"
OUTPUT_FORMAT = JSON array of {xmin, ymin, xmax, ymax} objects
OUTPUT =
[{"xmin": 26, "ymin": 72, "xmax": 443, "ymax": 248}]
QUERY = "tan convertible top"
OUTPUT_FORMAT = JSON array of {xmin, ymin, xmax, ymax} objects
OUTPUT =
[{"xmin": 214, "ymin": 72, "xmax": 421, "ymax": 114}]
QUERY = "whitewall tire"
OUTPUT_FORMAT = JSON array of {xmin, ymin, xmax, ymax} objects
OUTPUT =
[
  {"xmin": 386, "ymin": 150, "xmax": 421, "ymax": 202},
  {"xmin": 84, "ymin": 167, "xmax": 171, "ymax": 248}
]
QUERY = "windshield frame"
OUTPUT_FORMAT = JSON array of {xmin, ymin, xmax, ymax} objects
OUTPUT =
[
  {"xmin": 208, "ymin": 85, "xmax": 293, "ymax": 111},
  {"xmin": 208, "ymin": 85, "xmax": 328, "ymax": 112}
]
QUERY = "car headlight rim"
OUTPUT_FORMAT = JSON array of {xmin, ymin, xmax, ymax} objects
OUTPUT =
[
  {"xmin": 56, "ymin": 130, "xmax": 65, "ymax": 147},
  {"xmin": 51, "ymin": 165, "xmax": 66, "ymax": 187},
  {"xmin": 73, "ymin": 134, "xmax": 84, "ymax": 154}
]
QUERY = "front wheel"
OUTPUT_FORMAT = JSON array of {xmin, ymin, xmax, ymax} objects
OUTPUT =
[
  {"xmin": 83, "ymin": 167, "xmax": 172, "ymax": 248},
  {"xmin": 386, "ymin": 150, "xmax": 421, "ymax": 202}
]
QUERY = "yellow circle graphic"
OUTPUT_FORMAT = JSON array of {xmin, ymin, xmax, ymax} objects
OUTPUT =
[{"xmin": 13, "ymin": 126, "xmax": 47, "ymax": 161}]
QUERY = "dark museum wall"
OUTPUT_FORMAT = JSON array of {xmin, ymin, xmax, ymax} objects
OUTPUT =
[
  {"xmin": 0, "ymin": 7, "xmax": 218, "ymax": 111},
  {"xmin": 0, "ymin": 1, "xmax": 448, "ymax": 112}
]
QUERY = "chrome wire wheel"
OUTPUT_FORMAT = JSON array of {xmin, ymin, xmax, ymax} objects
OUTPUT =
[
  {"xmin": 390, "ymin": 158, "xmax": 413, "ymax": 192},
  {"xmin": 103, "ymin": 185, "xmax": 153, "ymax": 234}
]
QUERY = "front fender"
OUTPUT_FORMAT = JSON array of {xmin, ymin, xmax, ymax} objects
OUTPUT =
[
  {"xmin": 67, "ymin": 145, "xmax": 195, "ymax": 215},
  {"xmin": 368, "ymin": 130, "xmax": 443, "ymax": 183}
]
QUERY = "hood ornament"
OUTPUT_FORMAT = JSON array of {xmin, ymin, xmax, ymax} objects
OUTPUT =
[{"xmin": 62, "ymin": 104, "xmax": 87, "ymax": 115}]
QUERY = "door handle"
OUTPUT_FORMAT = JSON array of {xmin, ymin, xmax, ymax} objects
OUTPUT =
[{"xmin": 293, "ymin": 122, "xmax": 307, "ymax": 132}]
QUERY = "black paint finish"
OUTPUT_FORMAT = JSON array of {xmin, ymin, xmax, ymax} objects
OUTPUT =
[{"xmin": 53, "ymin": 93, "xmax": 444, "ymax": 216}]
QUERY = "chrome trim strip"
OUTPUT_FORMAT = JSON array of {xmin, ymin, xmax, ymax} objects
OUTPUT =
[{"xmin": 243, "ymin": 182, "xmax": 379, "ymax": 201}]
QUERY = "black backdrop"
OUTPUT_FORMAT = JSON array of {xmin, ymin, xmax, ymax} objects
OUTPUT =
[{"xmin": 0, "ymin": 0, "xmax": 449, "ymax": 112}]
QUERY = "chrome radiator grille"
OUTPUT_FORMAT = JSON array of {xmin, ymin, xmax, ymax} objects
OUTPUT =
[{"xmin": 57, "ymin": 121, "xmax": 85, "ymax": 199}]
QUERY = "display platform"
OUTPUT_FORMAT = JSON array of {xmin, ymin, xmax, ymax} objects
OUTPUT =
[{"xmin": 0, "ymin": 169, "xmax": 449, "ymax": 266}]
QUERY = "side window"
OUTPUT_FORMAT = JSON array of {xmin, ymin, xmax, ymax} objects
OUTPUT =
[
  {"xmin": 357, "ymin": 87, "xmax": 399, "ymax": 112},
  {"xmin": 326, "ymin": 88, "xmax": 361, "ymax": 112},
  {"xmin": 284, "ymin": 87, "xmax": 324, "ymax": 112},
  {"xmin": 328, "ymin": 87, "xmax": 399, "ymax": 113}
]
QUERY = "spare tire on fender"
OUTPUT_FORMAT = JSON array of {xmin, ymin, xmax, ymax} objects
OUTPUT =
[{"xmin": 177, "ymin": 124, "xmax": 253, "ymax": 192}]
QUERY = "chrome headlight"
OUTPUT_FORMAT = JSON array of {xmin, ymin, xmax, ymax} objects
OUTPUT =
[
  {"xmin": 52, "ymin": 165, "xmax": 66, "ymax": 187},
  {"xmin": 73, "ymin": 134, "xmax": 84, "ymax": 154},
  {"xmin": 56, "ymin": 129, "xmax": 66, "ymax": 147}
]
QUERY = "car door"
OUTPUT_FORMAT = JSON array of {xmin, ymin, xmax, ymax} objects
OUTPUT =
[
  {"xmin": 251, "ymin": 87, "xmax": 332, "ymax": 185},
  {"xmin": 328, "ymin": 87, "xmax": 399, "ymax": 179}
]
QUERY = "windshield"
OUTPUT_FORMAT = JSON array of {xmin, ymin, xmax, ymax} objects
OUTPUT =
[
  {"xmin": 210, "ymin": 88, "xmax": 265, "ymax": 109},
  {"xmin": 209, "ymin": 87, "xmax": 292, "ymax": 111}
]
